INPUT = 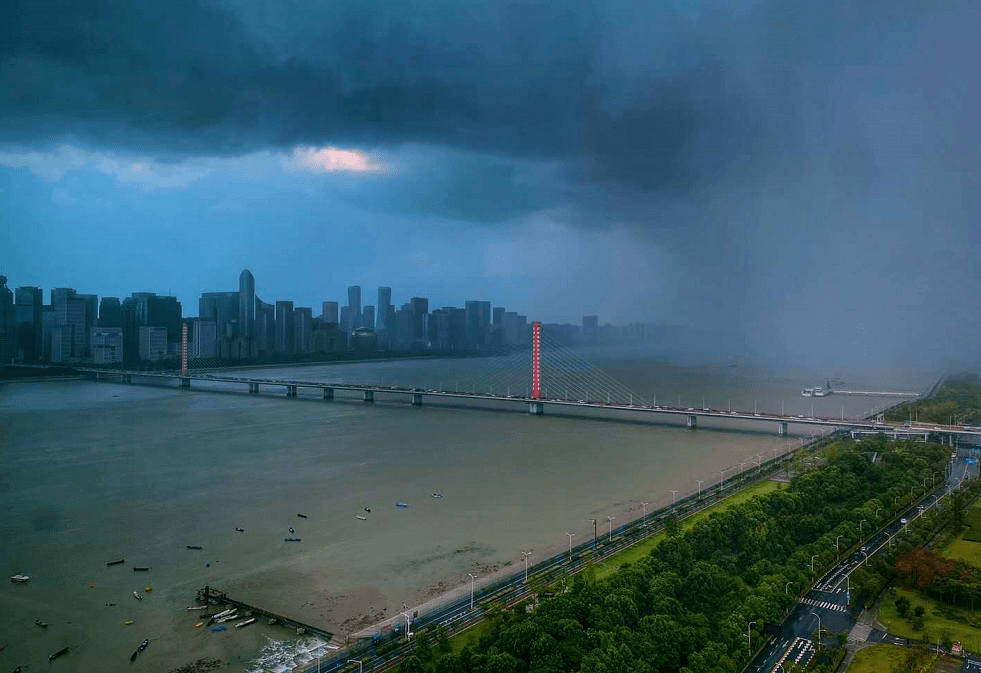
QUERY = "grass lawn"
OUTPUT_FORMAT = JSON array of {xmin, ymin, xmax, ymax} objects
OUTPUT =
[
  {"xmin": 845, "ymin": 644, "xmax": 909, "ymax": 673},
  {"xmin": 943, "ymin": 537, "xmax": 981, "ymax": 568},
  {"xmin": 877, "ymin": 586, "xmax": 981, "ymax": 647},
  {"xmin": 445, "ymin": 619, "xmax": 490, "ymax": 655},
  {"xmin": 593, "ymin": 480, "xmax": 781, "ymax": 580}
]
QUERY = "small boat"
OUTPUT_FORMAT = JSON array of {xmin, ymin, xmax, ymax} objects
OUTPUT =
[
  {"xmin": 106, "ymin": 558, "xmax": 125, "ymax": 566},
  {"xmin": 284, "ymin": 537, "xmax": 301, "ymax": 542},
  {"xmin": 195, "ymin": 621, "xmax": 204, "ymax": 628},
  {"xmin": 235, "ymin": 527, "xmax": 245, "ymax": 532},
  {"xmin": 396, "ymin": 502, "xmax": 409, "ymax": 508},
  {"xmin": 211, "ymin": 625, "xmax": 227, "ymax": 632},
  {"xmin": 133, "ymin": 591, "xmax": 143, "ymax": 600},
  {"xmin": 49, "ymin": 646, "xmax": 69, "ymax": 660},
  {"xmin": 186, "ymin": 545, "xmax": 203, "ymax": 550},
  {"xmin": 10, "ymin": 574, "xmax": 29, "ymax": 583},
  {"xmin": 133, "ymin": 567, "xmax": 150, "ymax": 572},
  {"xmin": 297, "ymin": 513, "xmax": 308, "ymax": 518},
  {"xmin": 289, "ymin": 527, "xmax": 295, "ymax": 534},
  {"xmin": 139, "ymin": 638, "xmax": 149, "ymax": 652},
  {"xmin": 364, "ymin": 507, "xmax": 371, "ymax": 513},
  {"xmin": 144, "ymin": 582, "xmax": 153, "ymax": 592},
  {"xmin": 123, "ymin": 620, "xmax": 134, "ymax": 626},
  {"xmin": 236, "ymin": 617, "xmax": 256, "ymax": 628},
  {"xmin": 35, "ymin": 619, "xmax": 48, "ymax": 627},
  {"xmin": 267, "ymin": 617, "xmax": 277, "ymax": 625},
  {"xmin": 187, "ymin": 605, "xmax": 208, "ymax": 611},
  {"xmin": 432, "ymin": 493, "xmax": 443, "ymax": 499},
  {"xmin": 296, "ymin": 627, "xmax": 305, "ymax": 635},
  {"xmin": 356, "ymin": 515, "xmax": 367, "ymax": 520}
]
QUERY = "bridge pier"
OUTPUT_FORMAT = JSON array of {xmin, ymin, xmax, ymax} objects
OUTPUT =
[
  {"xmin": 528, "ymin": 401, "xmax": 544, "ymax": 415},
  {"xmin": 323, "ymin": 387, "xmax": 333, "ymax": 400},
  {"xmin": 687, "ymin": 414, "xmax": 697, "ymax": 429},
  {"xmin": 363, "ymin": 390, "xmax": 374, "ymax": 403},
  {"xmin": 286, "ymin": 385, "xmax": 297, "ymax": 397},
  {"xmin": 778, "ymin": 421, "xmax": 788, "ymax": 436},
  {"xmin": 179, "ymin": 377, "xmax": 191, "ymax": 389},
  {"xmin": 412, "ymin": 393, "xmax": 423, "ymax": 406},
  {"xmin": 249, "ymin": 383, "xmax": 259, "ymax": 394},
  {"xmin": 123, "ymin": 374, "xmax": 132, "ymax": 383}
]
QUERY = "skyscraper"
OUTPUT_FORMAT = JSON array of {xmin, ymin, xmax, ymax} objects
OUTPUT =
[
  {"xmin": 239, "ymin": 269, "xmax": 255, "ymax": 340},
  {"xmin": 275, "ymin": 301, "xmax": 294, "ymax": 353},
  {"xmin": 409, "ymin": 297, "xmax": 428, "ymax": 345},
  {"xmin": 15, "ymin": 286, "xmax": 43, "ymax": 363},
  {"xmin": 293, "ymin": 307, "xmax": 312, "ymax": 353},
  {"xmin": 376, "ymin": 287, "xmax": 392, "ymax": 332},
  {"xmin": 98, "ymin": 297, "xmax": 122, "ymax": 328},
  {"xmin": 321, "ymin": 301, "xmax": 339, "ymax": 324},
  {"xmin": 362, "ymin": 305, "xmax": 375, "ymax": 334},
  {"xmin": 347, "ymin": 286, "xmax": 362, "ymax": 331}
]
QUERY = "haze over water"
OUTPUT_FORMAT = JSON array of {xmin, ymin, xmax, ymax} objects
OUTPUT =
[{"xmin": 1, "ymin": 352, "xmax": 937, "ymax": 672}]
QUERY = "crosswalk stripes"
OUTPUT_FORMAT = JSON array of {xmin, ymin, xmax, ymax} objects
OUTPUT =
[
  {"xmin": 800, "ymin": 597, "xmax": 848, "ymax": 613},
  {"xmin": 772, "ymin": 637, "xmax": 814, "ymax": 672}
]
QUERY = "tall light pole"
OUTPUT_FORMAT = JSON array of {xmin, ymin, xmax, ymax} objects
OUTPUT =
[
  {"xmin": 347, "ymin": 660, "xmax": 363, "ymax": 673},
  {"xmin": 607, "ymin": 516, "xmax": 616, "ymax": 542},
  {"xmin": 875, "ymin": 507, "xmax": 881, "ymax": 520},
  {"xmin": 400, "ymin": 610, "xmax": 412, "ymax": 640},
  {"xmin": 835, "ymin": 534, "xmax": 844, "ymax": 552},
  {"xmin": 521, "ymin": 551, "xmax": 532, "ymax": 583},
  {"xmin": 468, "ymin": 573, "xmax": 477, "ymax": 611},
  {"xmin": 696, "ymin": 479, "xmax": 703, "ymax": 496},
  {"xmin": 747, "ymin": 620, "xmax": 756, "ymax": 653},
  {"xmin": 670, "ymin": 490, "xmax": 677, "ymax": 505},
  {"xmin": 785, "ymin": 581, "xmax": 794, "ymax": 594},
  {"xmin": 588, "ymin": 518, "xmax": 597, "ymax": 547},
  {"xmin": 719, "ymin": 467, "xmax": 726, "ymax": 491},
  {"xmin": 859, "ymin": 519, "xmax": 867, "ymax": 539},
  {"xmin": 641, "ymin": 502, "xmax": 649, "ymax": 526},
  {"xmin": 566, "ymin": 532, "xmax": 576, "ymax": 555},
  {"xmin": 811, "ymin": 612, "xmax": 823, "ymax": 643},
  {"xmin": 810, "ymin": 554, "xmax": 818, "ymax": 572}
]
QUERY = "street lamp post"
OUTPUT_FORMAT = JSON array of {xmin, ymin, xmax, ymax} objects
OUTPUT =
[
  {"xmin": 875, "ymin": 507, "xmax": 882, "ymax": 520},
  {"xmin": 588, "ymin": 519, "xmax": 597, "ymax": 547},
  {"xmin": 696, "ymin": 479, "xmax": 703, "ymax": 496},
  {"xmin": 859, "ymin": 519, "xmax": 867, "ymax": 539},
  {"xmin": 810, "ymin": 554, "xmax": 818, "ymax": 572},
  {"xmin": 400, "ymin": 610, "xmax": 412, "ymax": 640},
  {"xmin": 468, "ymin": 573, "xmax": 477, "ymax": 611},
  {"xmin": 785, "ymin": 581, "xmax": 794, "ymax": 594},
  {"xmin": 347, "ymin": 660, "xmax": 363, "ymax": 673},
  {"xmin": 641, "ymin": 502, "xmax": 649, "ymax": 526},
  {"xmin": 522, "ymin": 551, "xmax": 532, "ymax": 583},
  {"xmin": 565, "ymin": 532, "xmax": 576, "ymax": 555},
  {"xmin": 835, "ymin": 534, "xmax": 844, "ymax": 552},
  {"xmin": 747, "ymin": 620, "xmax": 756, "ymax": 653},
  {"xmin": 812, "ymin": 612, "xmax": 823, "ymax": 644},
  {"xmin": 607, "ymin": 516, "xmax": 615, "ymax": 542},
  {"xmin": 718, "ymin": 468, "xmax": 726, "ymax": 491},
  {"xmin": 670, "ymin": 490, "xmax": 677, "ymax": 505},
  {"xmin": 861, "ymin": 550, "xmax": 869, "ymax": 566}
]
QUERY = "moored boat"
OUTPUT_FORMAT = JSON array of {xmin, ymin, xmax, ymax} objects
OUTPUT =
[
  {"xmin": 133, "ymin": 567, "xmax": 150, "ymax": 572},
  {"xmin": 396, "ymin": 502, "xmax": 409, "ymax": 508},
  {"xmin": 211, "ymin": 625, "xmax": 227, "ymax": 632},
  {"xmin": 297, "ymin": 513, "xmax": 308, "ymax": 518},
  {"xmin": 236, "ymin": 617, "xmax": 256, "ymax": 627},
  {"xmin": 133, "ymin": 591, "xmax": 143, "ymax": 600},
  {"xmin": 187, "ymin": 605, "xmax": 208, "ymax": 611},
  {"xmin": 235, "ymin": 527, "xmax": 245, "ymax": 532},
  {"xmin": 10, "ymin": 574, "xmax": 30, "ymax": 583},
  {"xmin": 144, "ymin": 582, "xmax": 153, "ymax": 592},
  {"xmin": 356, "ymin": 515, "xmax": 367, "ymax": 520},
  {"xmin": 284, "ymin": 537, "xmax": 301, "ymax": 542},
  {"xmin": 432, "ymin": 493, "xmax": 443, "ymax": 499},
  {"xmin": 106, "ymin": 558, "xmax": 125, "ymax": 566},
  {"xmin": 49, "ymin": 646, "xmax": 69, "ymax": 660},
  {"xmin": 186, "ymin": 545, "xmax": 203, "ymax": 550},
  {"xmin": 35, "ymin": 619, "xmax": 48, "ymax": 627}
]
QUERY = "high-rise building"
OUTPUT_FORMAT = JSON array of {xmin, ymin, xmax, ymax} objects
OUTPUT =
[
  {"xmin": 409, "ymin": 297, "xmax": 428, "ymax": 346},
  {"xmin": 77, "ymin": 293, "xmax": 98, "ymax": 355},
  {"xmin": 376, "ymin": 287, "xmax": 392, "ymax": 332},
  {"xmin": 90, "ymin": 328, "xmax": 123, "ymax": 364},
  {"xmin": 120, "ymin": 299, "xmax": 139, "ymax": 365},
  {"xmin": 321, "ymin": 301, "xmax": 339, "ymax": 324},
  {"xmin": 98, "ymin": 297, "xmax": 122, "ymax": 328},
  {"xmin": 200, "ymin": 291, "xmax": 239, "ymax": 339},
  {"xmin": 255, "ymin": 298, "xmax": 276, "ymax": 355},
  {"xmin": 15, "ymin": 286, "xmax": 43, "ymax": 363},
  {"xmin": 191, "ymin": 319, "xmax": 217, "ymax": 358},
  {"xmin": 50, "ymin": 288, "xmax": 84, "ymax": 359},
  {"xmin": 138, "ymin": 326, "xmax": 168, "ymax": 361},
  {"xmin": 132, "ymin": 293, "xmax": 181, "ymax": 343},
  {"xmin": 293, "ymin": 307, "xmax": 312, "ymax": 354},
  {"xmin": 394, "ymin": 306, "xmax": 412, "ymax": 350},
  {"xmin": 0, "ymin": 276, "xmax": 14, "ymax": 363},
  {"xmin": 239, "ymin": 269, "xmax": 255, "ymax": 340},
  {"xmin": 347, "ymin": 286, "xmax": 362, "ymax": 331},
  {"xmin": 362, "ymin": 305, "xmax": 375, "ymax": 335},
  {"xmin": 275, "ymin": 301, "xmax": 294, "ymax": 353},
  {"xmin": 582, "ymin": 315, "xmax": 599, "ymax": 345}
]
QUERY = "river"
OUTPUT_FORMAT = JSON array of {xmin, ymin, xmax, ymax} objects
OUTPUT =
[{"xmin": 0, "ymin": 351, "xmax": 936, "ymax": 672}]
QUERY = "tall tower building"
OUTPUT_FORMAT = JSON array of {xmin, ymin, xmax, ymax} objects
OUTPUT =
[
  {"xmin": 321, "ymin": 301, "xmax": 339, "ymax": 323},
  {"xmin": 15, "ymin": 286, "xmax": 43, "ymax": 363},
  {"xmin": 239, "ymin": 269, "xmax": 255, "ymax": 339},
  {"xmin": 376, "ymin": 287, "xmax": 392, "ymax": 332},
  {"xmin": 347, "ymin": 286, "xmax": 362, "ymax": 331},
  {"xmin": 0, "ymin": 276, "xmax": 14, "ymax": 363},
  {"xmin": 275, "ymin": 301, "xmax": 295, "ymax": 353},
  {"xmin": 362, "ymin": 305, "xmax": 375, "ymax": 333},
  {"xmin": 98, "ymin": 297, "xmax": 122, "ymax": 328}
]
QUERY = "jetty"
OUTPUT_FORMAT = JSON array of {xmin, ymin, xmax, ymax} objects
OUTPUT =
[{"xmin": 196, "ymin": 586, "xmax": 333, "ymax": 641}]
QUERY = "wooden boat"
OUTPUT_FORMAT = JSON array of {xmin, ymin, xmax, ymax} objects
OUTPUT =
[
  {"xmin": 186, "ymin": 545, "xmax": 203, "ymax": 550},
  {"xmin": 133, "ymin": 591, "xmax": 143, "ymax": 600},
  {"xmin": 235, "ymin": 527, "xmax": 245, "ymax": 532},
  {"xmin": 289, "ymin": 527, "xmax": 295, "ymax": 534},
  {"xmin": 144, "ymin": 582, "xmax": 153, "ymax": 592},
  {"xmin": 187, "ymin": 605, "xmax": 208, "ymax": 611},
  {"xmin": 364, "ymin": 507, "xmax": 371, "ymax": 512},
  {"xmin": 10, "ymin": 574, "xmax": 29, "ymax": 582},
  {"xmin": 35, "ymin": 619, "xmax": 48, "ymax": 627},
  {"xmin": 284, "ymin": 537, "xmax": 301, "ymax": 542},
  {"xmin": 432, "ymin": 493, "xmax": 443, "ymax": 499},
  {"xmin": 133, "ymin": 567, "xmax": 150, "ymax": 572},
  {"xmin": 236, "ymin": 617, "xmax": 256, "ymax": 627},
  {"xmin": 49, "ymin": 646, "xmax": 69, "ymax": 660},
  {"xmin": 211, "ymin": 625, "xmax": 227, "ymax": 632},
  {"xmin": 356, "ymin": 515, "xmax": 367, "ymax": 520},
  {"xmin": 396, "ymin": 502, "xmax": 409, "ymax": 508},
  {"xmin": 297, "ymin": 513, "xmax": 308, "ymax": 518},
  {"xmin": 123, "ymin": 620, "xmax": 134, "ymax": 626},
  {"xmin": 195, "ymin": 621, "xmax": 204, "ymax": 628},
  {"xmin": 106, "ymin": 558, "xmax": 125, "ymax": 566}
]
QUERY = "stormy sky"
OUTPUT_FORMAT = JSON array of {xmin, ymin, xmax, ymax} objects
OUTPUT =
[{"xmin": 2, "ymin": 0, "xmax": 979, "ymax": 368}]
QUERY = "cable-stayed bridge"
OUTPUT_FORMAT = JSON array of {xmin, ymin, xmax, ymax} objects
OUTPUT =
[{"xmin": 74, "ymin": 322, "xmax": 980, "ymax": 441}]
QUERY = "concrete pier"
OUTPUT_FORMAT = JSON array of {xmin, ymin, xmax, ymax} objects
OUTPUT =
[
  {"xmin": 529, "ymin": 401, "xmax": 544, "ymax": 415},
  {"xmin": 363, "ymin": 390, "xmax": 374, "ymax": 403},
  {"xmin": 249, "ymin": 383, "xmax": 260, "ymax": 394},
  {"xmin": 412, "ymin": 393, "xmax": 423, "ymax": 406},
  {"xmin": 687, "ymin": 414, "xmax": 697, "ymax": 429},
  {"xmin": 778, "ymin": 422, "xmax": 788, "ymax": 436},
  {"xmin": 323, "ymin": 387, "xmax": 333, "ymax": 400},
  {"xmin": 179, "ymin": 377, "xmax": 191, "ymax": 389},
  {"xmin": 286, "ymin": 385, "xmax": 297, "ymax": 397}
]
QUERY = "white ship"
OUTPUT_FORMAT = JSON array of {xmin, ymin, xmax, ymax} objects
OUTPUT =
[{"xmin": 802, "ymin": 380, "xmax": 834, "ymax": 397}]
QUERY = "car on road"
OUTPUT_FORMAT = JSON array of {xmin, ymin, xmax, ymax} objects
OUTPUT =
[{"xmin": 900, "ymin": 518, "xmax": 908, "ymax": 525}]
